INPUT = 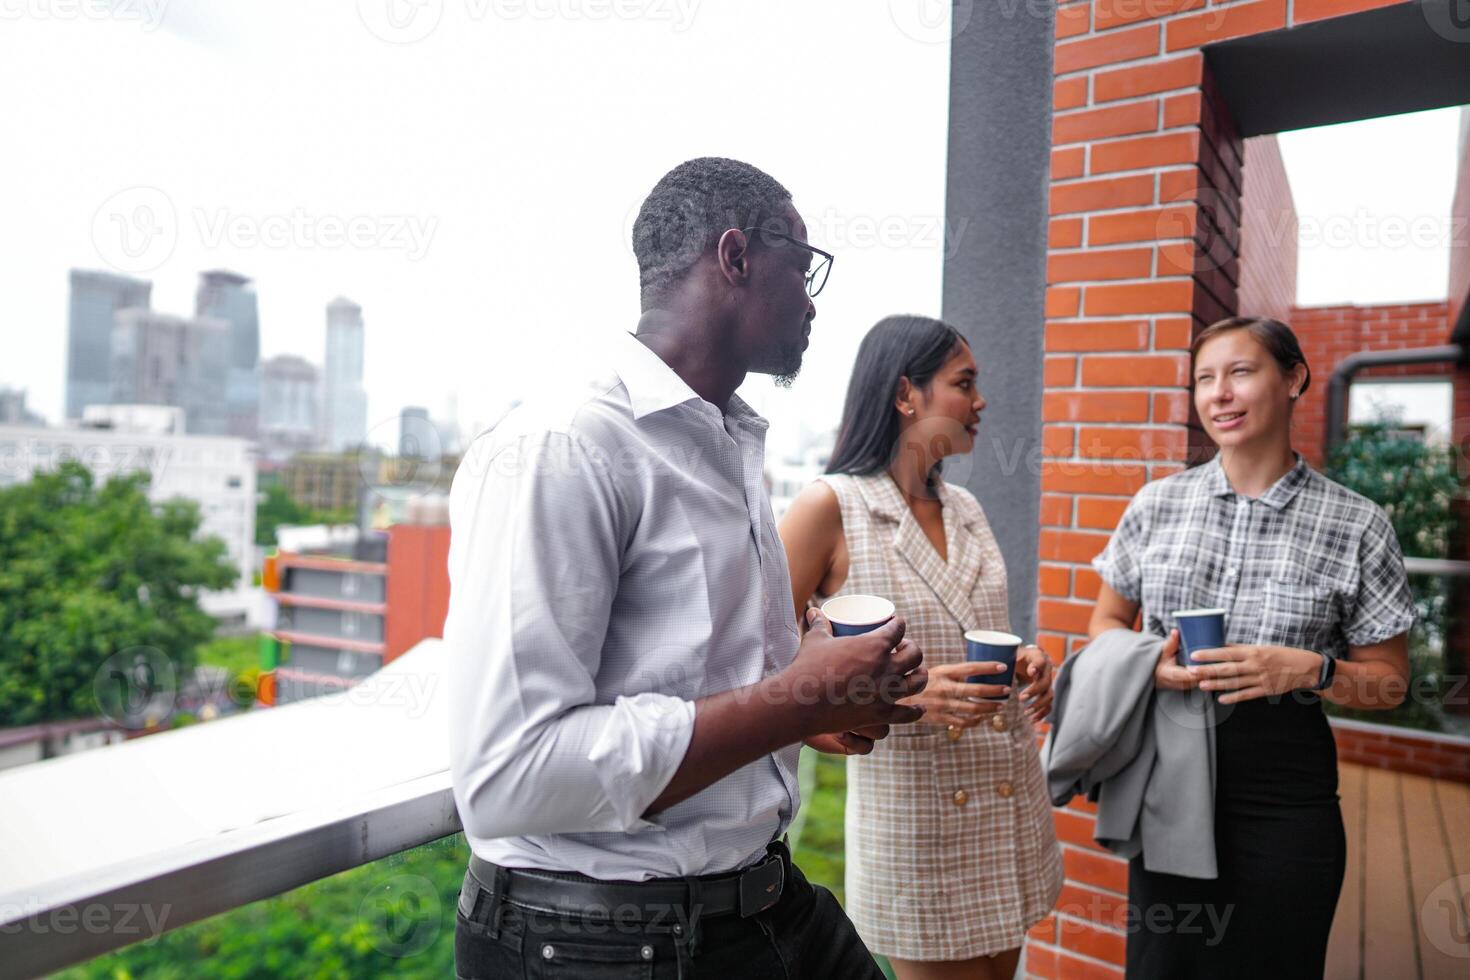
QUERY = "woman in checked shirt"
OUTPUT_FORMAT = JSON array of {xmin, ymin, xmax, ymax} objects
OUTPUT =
[{"xmin": 1088, "ymin": 316, "xmax": 1417, "ymax": 978}]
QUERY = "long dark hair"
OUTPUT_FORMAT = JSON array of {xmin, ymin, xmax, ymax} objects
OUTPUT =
[{"xmin": 825, "ymin": 315, "xmax": 968, "ymax": 478}]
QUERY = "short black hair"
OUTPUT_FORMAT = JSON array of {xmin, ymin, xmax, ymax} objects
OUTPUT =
[
  {"xmin": 632, "ymin": 157, "xmax": 792, "ymax": 300},
  {"xmin": 826, "ymin": 315, "xmax": 968, "ymax": 478}
]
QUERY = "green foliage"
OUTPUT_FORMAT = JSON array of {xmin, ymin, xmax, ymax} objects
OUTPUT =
[
  {"xmin": 255, "ymin": 482, "xmax": 354, "ymax": 547},
  {"xmin": 792, "ymin": 750, "xmax": 849, "ymax": 906},
  {"xmin": 1325, "ymin": 424, "xmax": 1460, "ymax": 560},
  {"xmin": 0, "ymin": 461, "xmax": 237, "ymax": 727},
  {"xmin": 1325, "ymin": 425, "xmax": 1463, "ymax": 733},
  {"xmin": 56, "ymin": 836, "xmax": 471, "ymax": 980},
  {"xmin": 196, "ymin": 633, "xmax": 263, "ymax": 678}
]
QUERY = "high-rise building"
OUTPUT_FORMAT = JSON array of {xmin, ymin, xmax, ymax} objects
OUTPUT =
[
  {"xmin": 195, "ymin": 270, "xmax": 261, "ymax": 440},
  {"xmin": 109, "ymin": 310, "xmax": 230, "ymax": 435},
  {"xmin": 0, "ymin": 387, "xmax": 45, "ymax": 427},
  {"xmin": 259, "ymin": 354, "xmax": 321, "ymax": 461},
  {"xmin": 65, "ymin": 270, "xmax": 151, "ymax": 423},
  {"xmin": 323, "ymin": 297, "xmax": 367, "ymax": 451},
  {"xmin": 399, "ymin": 406, "xmax": 432, "ymax": 459}
]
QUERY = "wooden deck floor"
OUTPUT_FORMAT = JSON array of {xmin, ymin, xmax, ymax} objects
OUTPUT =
[{"xmin": 1327, "ymin": 763, "xmax": 1470, "ymax": 978}]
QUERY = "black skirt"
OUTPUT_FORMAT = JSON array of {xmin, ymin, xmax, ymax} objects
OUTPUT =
[{"xmin": 1126, "ymin": 693, "xmax": 1346, "ymax": 978}]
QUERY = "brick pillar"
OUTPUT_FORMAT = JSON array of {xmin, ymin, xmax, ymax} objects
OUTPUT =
[{"xmin": 1035, "ymin": 5, "xmax": 1252, "ymax": 975}]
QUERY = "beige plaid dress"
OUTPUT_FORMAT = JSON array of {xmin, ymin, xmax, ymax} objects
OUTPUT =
[{"xmin": 816, "ymin": 473, "xmax": 1062, "ymax": 961}]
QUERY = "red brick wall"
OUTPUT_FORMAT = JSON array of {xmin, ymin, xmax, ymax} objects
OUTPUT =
[
  {"xmin": 1331, "ymin": 720, "xmax": 1470, "ymax": 783},
  {"xmin": 1038, "ymin": 2, "xmax": 1413, "ymax": 975},
  {"xmin": 1237, "ymin": 136, "xmax": 1298, "ymax": 323},
  {"xmin": 1285, "ymin": 301, "xmax": 1457, "ymax": 468}
]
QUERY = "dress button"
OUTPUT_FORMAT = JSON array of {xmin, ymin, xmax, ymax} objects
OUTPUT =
[
  {"xmin": 952, "ymin": 789, "xmax": 969, "ymax": 807},
  {"xmin": 946, "ymin": 726, "xmax": 962, "ymax": 741},
  {"xmin": 991, "ymin": 715, "xmax": 1008, "ymax": 732},
  {"xmin": 996, "ymin": 781, "xmax": 1014, "ymax": 798},
  {"xmin": 542, "ymin": 945, "xmax": 555, "ymax": 960}
]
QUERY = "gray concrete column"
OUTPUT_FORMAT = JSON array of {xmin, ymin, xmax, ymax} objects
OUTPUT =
[{"xmin": 942, "ymin": 0, "xmax": 1055, "ymax": 641}]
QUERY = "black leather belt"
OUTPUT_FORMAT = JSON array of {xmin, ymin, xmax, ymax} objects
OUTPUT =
[{"xmin": 463, "ymin": 839, "xmax": 788, "ymax": 923}]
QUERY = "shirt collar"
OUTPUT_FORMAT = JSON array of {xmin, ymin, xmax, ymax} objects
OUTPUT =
[
  {"xmin": 861, "ymin": 472, "xmax": 970, "ymax": 526},
  {"xmin": 1205, "ymin": 452, "xmax": 1310, "ymax": 510},
  {"xmin": 612, "ymin": 331, "xmax": 769, "ymax": 433},
  {"xmin": 613, "ymin": 331, "xmax": 708, "ymax": 421}
]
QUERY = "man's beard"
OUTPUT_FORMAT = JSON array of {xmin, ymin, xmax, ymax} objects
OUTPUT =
[{"xmin": 770, "ymin": 335, "xmax": 804, "ymax": 389}]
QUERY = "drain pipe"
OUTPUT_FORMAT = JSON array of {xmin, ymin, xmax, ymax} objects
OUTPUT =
[{"xmin": 1325, "ymin": 344, "xmax": 1464, "ymax": 450}]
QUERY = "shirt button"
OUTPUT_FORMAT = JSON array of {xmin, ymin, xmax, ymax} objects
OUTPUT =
[
  {"xmin": 542, "ymin": 945, "xmax": 555, "ymax": 960},
  {"xmin": 952, "ymin": 789, "xmax": 969, "ymax": 807},
  {"xmin": 996, "ymin": 781, "xmax": 1014, "ymax": 799},
  {"xmin": 991, "ymin": 715, "xmax": 1008, "ymax": 732},
  {"xmin": 946, "ymin": 726, "xmax": 962, "ymax": 741},
  {"xmin": 642, "ymin": 946, "xmax": 654, "ymax": 961}
]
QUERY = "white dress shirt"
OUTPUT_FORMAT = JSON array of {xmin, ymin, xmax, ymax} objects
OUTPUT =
[{"xmin": 445, "ymin": 331, "xmax": 802, "ymax": 880}]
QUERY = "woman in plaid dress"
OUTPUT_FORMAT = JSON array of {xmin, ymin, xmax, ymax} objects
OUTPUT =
[
  {"xmin": 1088, "ymin": 317, "xmax": 1416, "ymax": 977},
  {"xmin": 780, "ymin": 315, "xmax": 1062, "ymax": 980}
]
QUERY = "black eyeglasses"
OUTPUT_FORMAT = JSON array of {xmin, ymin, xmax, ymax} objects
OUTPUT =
[{"xmin": 740, "ymin": 227, "xmax": 834, "ymax": 298}]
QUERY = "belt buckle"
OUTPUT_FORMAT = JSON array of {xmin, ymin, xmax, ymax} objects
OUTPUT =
[{"xmin": 737, "ymin": 853, "xmax": 784, "ymax": 917}]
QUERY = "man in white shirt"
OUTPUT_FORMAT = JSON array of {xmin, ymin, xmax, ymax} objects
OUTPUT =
[{"xmin": 447, "ymin": 157, "xmax": 928, "ymax": 978}]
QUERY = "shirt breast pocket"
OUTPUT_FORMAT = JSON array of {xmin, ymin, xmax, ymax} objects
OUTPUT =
[
  {"xmin": 1258, "ymin": 577, "xmax": 1337, "ymax": 654},
  {"xmin": 1140, "ymin": 561, "xmax": 1194, "ymax": 637}
]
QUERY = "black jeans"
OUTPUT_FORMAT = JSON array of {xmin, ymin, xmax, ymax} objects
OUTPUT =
[{"xmin": 454, "ymin": 848, "xmax": 885, "ymax": 979}]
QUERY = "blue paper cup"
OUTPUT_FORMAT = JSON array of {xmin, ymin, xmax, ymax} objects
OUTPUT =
[
  {"xmin": 820, "ymin": 594, "xmax": 895, "ymax": 637},
  {"xmin": 963, "ymin": 629, "xmax": 1021, "ymax": 700},
  {"xmin": 1173, "ymin": 608, "xmax": 1226, "ymax": 668}
]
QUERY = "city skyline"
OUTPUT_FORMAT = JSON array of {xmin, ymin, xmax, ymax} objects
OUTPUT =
[{"xmin": 2, "ymin": 6, "xmax": 1464, "ymax": 462}]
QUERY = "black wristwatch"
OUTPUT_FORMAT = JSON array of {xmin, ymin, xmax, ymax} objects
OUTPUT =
[{"xmin": 1311, "ymin": 653, "xmax": 1336, "ymax": 692}]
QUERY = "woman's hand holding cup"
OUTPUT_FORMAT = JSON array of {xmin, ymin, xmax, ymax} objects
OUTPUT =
[
  {"xmin": 901, "ymin": 660, "xmax": 1009, "ymax": 728},
  {"xmin": 1154, "ymin": 629, "xmax": 1201, "ymax": 691}
]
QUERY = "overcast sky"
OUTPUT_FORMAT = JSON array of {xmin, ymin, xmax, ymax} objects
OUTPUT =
[{"xmin": 1, "ymin": 2, "xmax": 1465, "ymax": 459}]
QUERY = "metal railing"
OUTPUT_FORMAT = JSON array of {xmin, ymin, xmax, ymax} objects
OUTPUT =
[
  {"xmin": 0, "ymin": 775, "xmax": 459, "ymax": 978},
  {"xmin": 0, "ymin": 639, "xmax": 454, "ymax": 979}
]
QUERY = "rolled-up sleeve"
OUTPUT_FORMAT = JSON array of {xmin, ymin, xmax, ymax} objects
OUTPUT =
[
  {"xmin": 1092, "ymin": 492, "xmax": 1149, "ymax": 603},
  {"xmin": 445, "ymin": 428, "xmax": 696, "ymax": 841},
  {"xmin": 1344, "ymin": 508, "xmax": 1417, "ymax": 648}
]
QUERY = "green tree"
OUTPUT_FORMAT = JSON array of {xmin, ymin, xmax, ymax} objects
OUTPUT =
[
  {"xmin": 0, "ymin": 461, "xmax": 237, "ymax": 727},
  {"xmin": 1326, "ymin": 423, "xmax": 1460, "ymax": 560},
  {"xmin": 255, "ymin": 481, "xmax": 354, "ymax": 546},
  {"xmin": 1326, "ymin": 424, "xmax": 1463, "ymax": 732}
]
